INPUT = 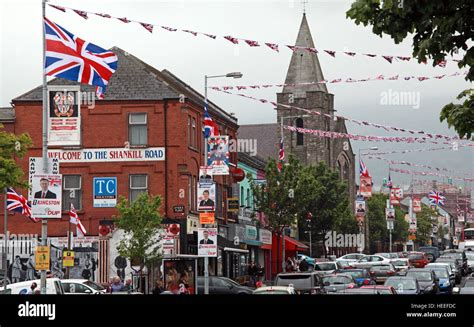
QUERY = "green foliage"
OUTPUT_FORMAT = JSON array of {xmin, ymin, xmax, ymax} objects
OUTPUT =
[
  {"xmin": 113, "ymin": 192, "xmax": 164, "ymax": 268},
  {"xmin": 0, "ymin": 124, "xmax": 32, "ymax": 190},
  {"xmin": 414, "ymin": 204, "xmax": 437, "ymax": 245},
  {"xmin": 346, "ymin": 0, "xmax": 474, "ymax": 138}
]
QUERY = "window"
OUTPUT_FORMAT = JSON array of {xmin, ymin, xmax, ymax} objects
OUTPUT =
[
  {"xmin": 240, "ymin": 186, "xmax": 244, "ymax": 206},
  {"xmin": 188, "ymin": 116, "xmax": 197, "ymax": 148},
  {"xmin": 129, "ymin": 175, "xmax": 148, "ymax": 202},
  {"xmin": 246, "ymin": 188, "xmax": 250, "ymax": 208},
  {"xmin": 129, "ymin": 113, "xmax": 147, "ymax": 146},
  {"xmin": 296, "ymin": 118, "xmax": 304, "ymax": 146},
  {"xmin": 62, "ymin": 175, "xmax": 82, "ymax": 210}
]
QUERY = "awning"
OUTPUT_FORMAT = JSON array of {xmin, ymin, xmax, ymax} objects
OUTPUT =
[
  {"xmin": 260, "ymin": 243, "xmax": 272, "ymax": 250},
  {"xmin": 272, "ymin": 234, "xmax": 308, "ymax": 252}
]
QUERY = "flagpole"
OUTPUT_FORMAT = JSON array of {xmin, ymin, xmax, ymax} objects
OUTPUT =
[
  {"xmin": 3, "ymin": 188, "xmax": 8, "ymax": 285},
  {"xmin": 40, "ymin": 0, "xmax": 50, "ymax": 295}
]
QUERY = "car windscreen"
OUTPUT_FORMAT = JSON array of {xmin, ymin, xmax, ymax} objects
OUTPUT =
[
  {"xmin": 344, "ymin": 270, "xmax": 365, "ymax": 278},
  {"xmin": 407, "ymin": 271, "xmax": 432, "ymax": 281},
  {"xmin": 385, "ymin": 278, "xmax": 417, "ymax": 290},
  {"xmin": 276, "ymin": 275, "xmax": 312, "ymax": 289},
  {"xmin": 392, "ymin": 260, "xmax": 408, "ymax": 266},
  {"xmin": 431, "ymin": 269, "xmax": 448, "ymax": 278},
  {"xmin": 314, "ymin": 263, "xmax": 336, "ymax": 271},
  {"xmin": 255, "ymin": 290, "xmax": 289, "ymax": 295},
  {"xmin": 408, "ymin": 254, "xmax": 424, "ymax": 260},
  {"xmin": 84, "ymin": 281, "xmax": 105, "ymax": 291},
  {"xmin": 323, "ymin": 276, "xmax": 351, "ymax": 285},
  {"xmin": 441, "ymin": 253, "xmax": 462, "ymax": 260},
  {"xmin": 465, "ymin": 252, "xmax": 474, "ymax": 260}
]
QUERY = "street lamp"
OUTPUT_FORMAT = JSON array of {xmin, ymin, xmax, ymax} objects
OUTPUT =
[
  {"xmin": 357, "ymin": 146, "xmax": 378, "ymax": 254},
  {"xmin": 202, "ymin": 71, "xmax": 243, "ymax": 295}
]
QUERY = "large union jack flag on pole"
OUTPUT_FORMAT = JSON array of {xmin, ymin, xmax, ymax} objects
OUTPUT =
[
  {"xmin": 44, "ymin": 17, "xmax": 118, "ymax": 99},
  {"xmin": 359, "ymin": 159, "xmax": 370, "ymax": 178},
  {"xmin": 6, "ymin": 188, "xmax": 39, "ymax": 222},
  {"xmin": 428, "ymin": 190, "xmax": 446, "ymax": 206},
  {"xmin": 203, "ymin": 100, "xmax": 219, "ymax": 138}
]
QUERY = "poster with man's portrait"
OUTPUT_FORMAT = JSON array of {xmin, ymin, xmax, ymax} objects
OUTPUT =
[
  {"xmin": 355, "ymin": 200, "xmax": 366, "ymax": 217},
  {"xmin": 31, "ymin": 174, "xmax": 62, "ymax": 218},
  {"xmin": 197, "ymin": 182, "xmax": 215, "ymax": 211},
  {"xmin": 413, "ymin": 198, "xmax": 421, "ymax": 213},
  {"xmin": 390, "ymin": 187, "xmax": 403, "ymax": 206},
  {"xmin": 197, "ymin": 228, "xmax": 217, "ymax": 257},
  {"xmin": 360, "ymin": 176, "xmax": 372, "ymax": 198},
  {"xmin": 385, "ymin": 208, "xmax": 395, "ymax": 221},
  {"xmin": 207, "ymin": 136, "xmax": 229, "ymax": 175}
]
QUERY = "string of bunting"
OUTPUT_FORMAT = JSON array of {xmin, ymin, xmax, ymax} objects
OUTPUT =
[
  {"xmin": 389, "ymin": 167, "xmax": 474, "ymax": 183},
  {"xmin": 209, "ymin": 71, "xmax": 467, "ymax": 90},
  {"xmin": 284, "ymin": 125, "xmax": 456, "ymax": 145},
  {"xmin": 361, "ymin": 143, "xmax": 474, "ymax": 156},
  {"xmin": 366, "ymin": 156, "xmax": 456, "ymax": 174},
  {"xmin": 215, "ymin": 89, "xmax": 470, "ymax": 142},
  {"xmin": 48, "ymin": 3, "xmax": 463, "ymax": 66}
]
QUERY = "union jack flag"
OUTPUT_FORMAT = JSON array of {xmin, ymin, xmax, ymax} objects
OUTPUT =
[
  {"xmin": 428, "ymin": 191, "xmax": 446, "ymax": 206},
  {"xmin": 44, "ymin": 17, "xmax": 118, "ymax": 99},
  {"xmin": 203, "ymin": 100, "xmax": 219, "ymax": 138},
  {"xmin": 277, "ymin": 138, "xmax": 285, "ymax": 172},
  {"xmin": 6, "ymin": 188, "xmax": 39, "ymax": 223},
  {"xmin": 359, "ymin": 159, "xmax": 370, "ymax": 178},
  {"xmin": 69, "ymin": 203, "xmax": 86, "ymax": 237}
]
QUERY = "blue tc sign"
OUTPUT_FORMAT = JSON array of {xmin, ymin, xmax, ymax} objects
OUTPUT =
[{"xmin": 93, "ymin": 177, "xmax": 117, "ymax": 208}]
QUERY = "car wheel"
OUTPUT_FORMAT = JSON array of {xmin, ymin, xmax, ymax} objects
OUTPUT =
[{"xmin": 426, "ymin": 254, "xmax": 435, "ymax": 262}]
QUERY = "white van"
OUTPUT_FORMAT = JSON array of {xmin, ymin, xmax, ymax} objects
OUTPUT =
[
  {"xmin": 0, "ymin": 278, "xmax": 64, "ymax": 295},
  {"xmin": 61, "ymin": 279, "xmax": 106, "ymax": 294}
]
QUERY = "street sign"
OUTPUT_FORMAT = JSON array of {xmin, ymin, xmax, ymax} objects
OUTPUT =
[
  {"xmin": 173, "ymin": 205, "xmax": 185, "ymax": 214},
  {"xmin": 62, "ymin": 250, "xmax": 75, "ymax": 267},
  {"xmin": 35, "ymin": 246, "xmax": 50, "ymax": 270},
  {"xmin": 31, "ymin": 174, "xmax": 62, "ymax": 218},
  {"xmin": 387, "ymin": 220, "xmax": 394, "ymax": 230},
  {"xmin": 93, "ymin": 177, "xmax": 117, "ymax": 207}
]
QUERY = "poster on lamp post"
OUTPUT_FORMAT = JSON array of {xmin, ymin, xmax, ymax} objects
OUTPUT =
[
  {"xmin": 207, "ymin": 136, "xmax": 229, "ymax": 175},
  {"xmin": 360, "ymin": 176, "xmax": 372, "ymax": 198},
  {"xmin": 48, "ymin": 86, "xmax": 81, "ymax": 147},
  {"xmin": 30, "ymin": 174, "xmax": 62, "ymax": 218},
  {"xmin": 197, "ymin": 228, "xmax": 217, "ymax": 257}
]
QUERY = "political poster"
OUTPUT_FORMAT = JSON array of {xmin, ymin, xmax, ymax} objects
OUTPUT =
[
  {"xmin": 408, "ymin": 215, "xmax": 417, "ymax": 232},
  {"xmin": 30, "ymin": 174, "xmax": 62, "ymax": 218},
  {"xmin": 197, "ymin": 228, "xmax": 217, "ymax": 257},
  {"xmin": 413, "ymin": 198, "xmax": 421, "ymax": 213},
  {"xmin": 355, "ymin": 200, "xmax": 366, "ymax": 217},
  {"xmin": 207, "ymin": 136, "xmax": 229, "ymax": 175},
  {"xmin": 390, "ymin": 188, "xmax": 403, "ymax": 206},
  {"xmin": 29, "ymin": 157, "xmax": 59, "ymax": 200},
  {"xmin": 197, "ymin": 182, "xmax": 215, "ymax": 212},
  {"xmin": 199, "ymin": 166, "xmax": 213, "ymax": 183},
  {"xmin": 385, "ymin": 208, "xmax": 395, "ymax": 221},
  {"xmin": 360, "ymin": 176, "xmax": 372, "ymax": 198},
  {"xmin": 48, "ymin": 86, "xmax": 81, "ymax": 147}
]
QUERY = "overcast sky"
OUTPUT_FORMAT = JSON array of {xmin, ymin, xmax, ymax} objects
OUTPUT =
[{"xmin": 1, "ymin": 0, "xmax": 473, "ymax": 198}]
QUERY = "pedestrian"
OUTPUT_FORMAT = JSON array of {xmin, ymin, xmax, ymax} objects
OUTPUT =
[
  {"xmin": 26, "ymin": 254, "xmax": 35, "ymax": 281},
  {"xmin": 27, "ymin": 282, "xmax": 37, "ymax": 294},
  {"xmin": 152, "ymin": 280, "xmax": 165, "ymax": 295},
  {"xmin": 177, "ymin": 272, "xmax": 189, "ymax": 294},
  {"xmin": 122, "ymin": 279, "xmax": 133, "ymax": 293},
  {"xmin": 248, "ymin": 262, "xmax": 257, "ymax": 287},
  {"xmin": 285, "ymin": 257, "xmax": 294, "ymax": 272},
  {"xmin": 11, "ymin": 256, "xmax": 22, "ymax": 283},
  {"xmin": 299, "ymin": 258, "xmax": 309, "ymax": 272},
  {"xmin": 110, "ymin": 276, "xmax": 124, "ymax": 293}
]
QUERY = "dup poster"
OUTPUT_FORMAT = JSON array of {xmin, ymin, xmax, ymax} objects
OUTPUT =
[
  {"xmin": 48, "ymin": 87, "xmax": 81, "ymax": 147},
  {"xmin": 390, "ymin": 188, "xmax": 403, "ymax": 206},
  {"xmin": 197, "ymin": 181, "xmax": 216, "ymax": 211},
  {"xmin": 359, "ymin": 176, "xmax": 372, "ymax": 198},
  {"xmin": 355, "ymin": 200, "xmax": 366, "ymax": 218},
  {"xmin": 31, "ymin": 174, "xmax": 62, "ymax": 218},
  {"xmin": 412, "ymin": 198, "xmax": 421, "ymax": 213},
  {"xmin": 385, "ymin": 208, "xmax": 395, "ymax": 221},
  {"xmin": 207, "ymin": 136, "xmax": 229, "ymax": 175},
  {"xmin": 198, "ymin": 228, "xmax": 218, "ymax": 257}
]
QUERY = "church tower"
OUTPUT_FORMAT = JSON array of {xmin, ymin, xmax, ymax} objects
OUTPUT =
[{"xmin": 276, "ymin": 14, "xmax": 355, "ymax": 203}]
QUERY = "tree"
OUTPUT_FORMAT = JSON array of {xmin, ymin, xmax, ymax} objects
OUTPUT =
[
  {"xmin": 414, "ymin": 204, "xmax": 436, "ymax": 245},
  {"xmin": 113, "ymin": 192, "xmax": 164, "ymax": 272},
  {"xmin": 249, "ymin": 155, "xmax": 303, "ymax": 271},
  {"xmin": 0, "ymin": 124, "xmax": 31, "ymax": 190},
  {"xmin": 346, "ymin": 0, "xmax": 474, "ymax": 138}
]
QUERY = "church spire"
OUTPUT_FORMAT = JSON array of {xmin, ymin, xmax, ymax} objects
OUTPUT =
[{"xmin": 282, "ymin": 14, "xmax": 327, "ymax": 94}]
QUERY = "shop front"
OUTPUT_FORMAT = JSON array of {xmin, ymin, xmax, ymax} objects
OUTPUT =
[
  {"xmin": 259, "ymin": 228, "xmax": 272, "ymax": 281},
  {"xmin": 271, "ymin": 233, "xmax": 309, "ymax": 278}
]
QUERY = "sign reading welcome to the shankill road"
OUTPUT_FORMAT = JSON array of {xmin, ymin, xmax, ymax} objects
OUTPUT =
[{"xmin": 47, "ymin": 147, "xmax": 165, "ymax": 163}]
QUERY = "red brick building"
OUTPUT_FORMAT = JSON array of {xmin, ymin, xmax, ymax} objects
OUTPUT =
[{"xmin": 1, "ymin": 47, "xmax": 239, "ymax": 283}]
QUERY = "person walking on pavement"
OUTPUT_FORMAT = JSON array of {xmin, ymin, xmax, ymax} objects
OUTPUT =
[{"xmin": 110, "ymin": 276, "xmax": 124, "ymax": 293}]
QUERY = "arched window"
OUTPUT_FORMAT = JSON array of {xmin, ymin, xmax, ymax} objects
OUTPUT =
[{"xmin": 296, "ymin": 118, "xmax": 304, "ymax": 146}]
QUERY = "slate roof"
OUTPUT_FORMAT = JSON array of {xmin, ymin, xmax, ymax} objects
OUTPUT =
[
  {"xmin": 0, "ymin": 107, "xmax": 15, "ymax": 122},
  {"xmin": 12, "ymin": 47, "xmax": 236, "ymax": 125},
  {"xmin": 238, "ymin": 151, "xmax": 267, "ymax": 171},
  {"xmin": 238, "ymin": 123, "xmax": 279, "ymax": 161}
]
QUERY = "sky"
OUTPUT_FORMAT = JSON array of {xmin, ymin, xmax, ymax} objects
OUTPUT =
[{"xmin": 0, "ymin": 0, "xmax": 473, "ymax": 199}]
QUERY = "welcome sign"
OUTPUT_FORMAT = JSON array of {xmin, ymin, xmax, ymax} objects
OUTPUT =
[{"xmin": 48, "ymin": 147, "xmax": 165, "ymax": 163}]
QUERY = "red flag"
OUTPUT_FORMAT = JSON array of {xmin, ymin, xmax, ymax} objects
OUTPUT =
[
  {"xmin": 382, "ymin": 55, "xmax": 393, "ymax": 63},
  {"xmin": 140, "ymin": 23, "xmax": 154, "ymax": 33}
]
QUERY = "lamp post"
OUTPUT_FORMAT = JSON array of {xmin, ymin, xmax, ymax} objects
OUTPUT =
[
  {"xmin": 358, "ymin": 147, "xmax": 378, "ymax": 254},
  {"xmin": 203, "ymin": 72, "xmax": 242, "ymax": 295}
]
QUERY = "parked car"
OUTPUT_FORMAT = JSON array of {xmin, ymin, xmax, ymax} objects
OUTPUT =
[
  {"xmin": 339, "ymin": 269, "xmax": 375, "ymax": 286},
  {"xmin": 440, "ymin": 250, "xmax": 468, "ymax": 275},
  {"xmin": 335, "ymin": 286, "xmax": 397, "ymax": 294},
  {"xmin": 196, "ymin": 276, "xmax": 253, "ymax": 294},
  {"xmin": 313, "ymin": 261, "xmax": 338, "ymax": 275},
  {"xmin": 418, "ymin": 246, "xmax": 440, "ymax": 262},
  {"xmin": 435, "ymin": 257, "xmax": 463, "ymax": 283},
  {"xmin": 407, "ymin": 252, "xmax": 429, "ymax": 268},
  {"xmin": 369, "ymin": 264, "xmax": 396, "ymax": 283},
  {"xmin": 426, "ymin": 262, "xmax": 456, "ymax": 285},
  {"xmin": 384, "ymin": 276, "xmax": 421, "ymax": 295},
  {"xmin": 274, "ymin": 272, "xmax": 325, "ymax": 294},
  {"xmin": 335, "ymin": 260, "xmax": 353, "ymax": 270},
  {"xmin": 350, "ymin": 255, "xmax": 392, "ymax": 269},
  {"xmin": 253, "ymin": 286, "xmax": 296, "ymax": 295},
  {"xmin": 406, "ymin": 268, "xmax": 440, "ymax": 294},
  {"xmin": 375, "ymin": 253, "xmax": 399, "ymax": 260},
  {"xmin": 0, "ymin": 278, "xmax": 64, "ymax": 295},
  {"xmin": 336, "ymin": 253, "xmax": 365, "ymax": 262},
  {"xmin": 465, "ymin": 250, "xmax": 474, "ymax": 273},
  {"xmin": 321, "ymin": 274, "xmax": 357, "ymax": 293},
  {"xmin": 61, "ymin": 279, "xmax": 106, "ymax": 294},
  {"xmin": 427, "ymin": 267, "xmax": 453, "ymax": 294},
  {"xmin": 391, "ymin": 258, "xmax": 411, "ymax": 275},
  {"xmin": 454, "ymin": 275, "xmax": 474, "ymax": 294}
]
